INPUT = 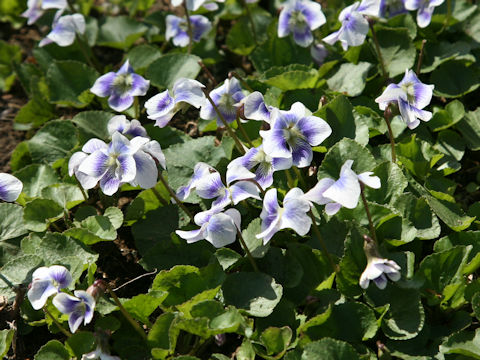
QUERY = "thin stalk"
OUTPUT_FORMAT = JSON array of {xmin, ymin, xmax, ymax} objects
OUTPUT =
[
  {"xmin": 151, "ymin": 187, "xmax": 169, "ymax": 206},
  {"xmin": 384, "ymin": 106, "xmax": 396, "ymax": 163},
  {"xmin": 368, "ymin": 20, "xmax": 388, "ymax": 81},
  {"xmin": 236, "ymin": 114, "xmax": 254, "ymax": 148},
  {"xmin": 284, "ymin": 169, "xmax": 295, "ymax": 188},
  {"xmin": 416, "ymin": 39, "xmax": 427, "ymax": 75},
  {"xmin": 239, "ymin": 0, "xmax": 258, "ymax": 45},
  {"xmin": 229, "ymin": 71, "xmax": 254, "ymax": 92},
  {"xmin": 105, "ymin": 283, "xmax": 147, "ymax": 340},
  {"xmin": 246, "ymin": 178, "xmax": 266, "ymax": 196},
  {"xmin": 134, "ymin": 97, "xmax": 140, "ymax": 120},
  {"xmin": 198, "ymin": 60, "xmax": 217, "ymax": 87},
  {"xmin": 113, "ymin": 269, "xmax": 158, "ymax": 291},
  {"xmin": 308, "ymin": 210, "xmax": 338, "ymax": 273},
  {"xmin": 293, "ymin": 167, "xmax": 307, "ymax": 190},
  {"xmin": 236, "ymin": 228, "xmax": 259, "ymax": 272},
  {"xmin": 360, "ymin": 184, "xmax": 377, "ymax": 243},
  {"xmin": 202, "ymin": 89, "xmax": 246, "ymax": 154},
  {"xmin": 183, "ymin": 1, "xmax": 194, "ymax": 54},
  {"xmin": 157, "ymin": 171, "xmax": 194, "ymax": 222},
  {"xmin": 44, "ymin": 307, "xmax": 71, "ymax": 337}
]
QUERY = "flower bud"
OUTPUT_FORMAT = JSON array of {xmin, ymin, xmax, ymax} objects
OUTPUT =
[{"xmin": 87, "ymin": 279, "xmax": 106, "ymax": 301}]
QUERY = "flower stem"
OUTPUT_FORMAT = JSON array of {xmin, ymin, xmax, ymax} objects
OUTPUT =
[
  {"xmin": 236, "ymin": 227, "xmax": 259, "ymax": 272},
  {"xmin": 236, "ymin": 114, "xmax": 254, "ymax": 148},
  {"xmin": 134, "ymin": 97, "xmax": 140, "ymax": 120},
  {"xmin": 368, "ymin": 19, "xmax": 388, "ymax": 82},
  {"xmin": 105, "ymin": 283, "xmax": 147, "ymax": 340},
  {"xmin": 416, "ymin": 40, "xmax": 427, "ymax": 75},
  {"xmin": 246, "ymin": 178, "xmax": 266, "ymax": 196},
  {"xmin": 239, "ymin": 0, "xmax": 258, "ymax": 45},
  {"xmin": 183, "ymin": 1, "xmax": 194, "ymax": 54},
  {"xmin": 198, "ymin": 60, "xmax": 217, "ymax": 87},
  {"xmin": 384, "ymin": 105, "xmax": 396, "ymax": 163},
  {"xmin": 229, "ymin": 71, "xmax": 254, "ymax": 92},
  {"xmin": 151, "ymin": 187, "xmax": 169, "ymax": 206},
  {"xmin": 360, "ymin": 184, "xmax": 377, "ymax": 244},
  {"xmin": 284, "ymin": 169, "xmax": 295, "ymax": 188},
  {"xmin": 308, "ymin": 210, "xmax": 338, "ymax": 273},
  {"xmin": 157, "ymin": 171, "xmax": 194, "ymax": 222},
  {"xmin": 293, "ymin": 167, "xmax": 307, "ymax": 190},
  {"xmin": 202, "ymin": 88, "xmax": 246, "ymax": 155},
  {"xmin": 43, "ymin": 307, "xmax": 71, "ymax": 337}
]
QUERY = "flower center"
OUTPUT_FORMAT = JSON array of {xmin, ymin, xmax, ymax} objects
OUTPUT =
[
  {"xmin": 218, "ymin": 93, "xmax": 235, "ymax": 109},
  {"xmin": 401, "ymin": 82, "xmax": 416, "ymax": 103},
  {"xmin": 283, "ymin": 123, "xmax": 304, "ymax": 147},
  {"xmin": 106, "ymin": 152, "xmax": 120, "ymax": 168},
  {"xmin": 113, "ymin": 73, "xmax": 133, "ymax": 95},
  {"xmin": 289, "ymin": 10, "xmax": 307, "ymax": 28}
]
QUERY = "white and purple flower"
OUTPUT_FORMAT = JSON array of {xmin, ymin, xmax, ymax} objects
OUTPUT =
[
  {"xmin": 52, "ymin": 290, "xmax": 95, "ymax": 333},
  {"xmin": 260, "ymin": 102, "xmax": 332, "ymax": 168},
  {"xmin": 39, "ymin": 11, "xmax": 86, "ymax": 47},
  {"xmin": 256, "ymin": 187, "xmax": 312, "ymax": 244},
  {"xmin": 27, "ymin": 265, "xmax": 72, "ymax": 310},
  {"xmin": 200, "ymin": 78, "xmax": 245, "ymax": 126},
  {"xmin": 145, "ymin": 77, "xmax": 206, "ymax": 128},
  {"xmin": 176, "ymin": 162, "xmax": 216, "ymax": 201},
  {"xmin": 380, "ymin": 0, "xmax": 407, "ymax": 18},
  {"xmin": 242, "ymin": 91, "xmax": 276, "ymax": 124},
  {"xmin": 311, "ymin": 43, "xmax": 329, "ymax": 66},
  {"xmin": 323, "ymin": 0, "xmax": 381, "ymax": 51},
  {"xmin": 21, "ymin": 0, "xmax": 67, "ymax": 25},
  {"xmin": 375, "ymin": 69, "xmax": 434, "ymax": 129},
  {"xmin": 107, "ymin": 115, "xmax": 147, "ymax": 139},
  {"xmin": 228, "ymin": 145, "xmax": 292, "ymax": 189},
  {"xmin": 166, "ymin": 15, "xmax": 212, "ymax": 47},
  {"xmin": 405, "ymin": 0, "xmax": 444, "ymax": 28},
  {"xmin": 176, "ymin": 208, "xmax": 241, "ymax": 248},
  {"xmin": 0, "ymin": 173, "xmax": 23, "ymax": 202},
  {"xmin": 278, "ymin": 0, "xmax": 327, "ymax": 47},
  {"xmin": 171, "ymin": 0, "xmax": 225, "ymax": 11},
  {"xmin": 90, "ymin": 60, "xmax": 150, "ymax": 113},
  {"xmin": 359, "ymin": 235, "xmax": 401, "ymax": 289},
  {"xmin": 303, "ymin": 160, "xmax": 381, "ymax": 215}
]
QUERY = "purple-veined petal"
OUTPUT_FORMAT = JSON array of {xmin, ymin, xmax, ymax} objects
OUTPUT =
[
  {"xmin": 375, "ymin": 83, "xmax": 404, "ymax": 110},
  {"xmin": 176, "ymin": 227, "xmax": 206, "ymax": 243},
  {"xmin": 299, "ymin": 0, "xmax": 326, "ymax": 30},
  {"xmin": 127, "ymin": 120, "xmax": 148, "ymax": 138},
  {"xmin": 256, "ymin": 188, "xmax": 281, "ymax": 244},
  {"xmin": 412, "ymin": 82, "xmax": 434, "ymax": 109},
  {"xmin": 28, "ymin": 280, "xmax": 58, "ymax": 310},
  {"xmin": 48, "ymin": 265, "xmax": 72, "ymax": 289},
  {"xmin": 243, "ymin": 91, "xmax": 272, "ymax": 122},
  {"xmin": 145, "ymin": 90, "xmax": 176, "ymax": 125},
  {"xmin": 107, "ymin": 115, "xmax": 129, "ymax": 135},
  {"xmin": 166, "ymin": 14, "xmax": 182, "ymax": 40},
  {"xmin": 297, "ymin": 115, "xmax": 332, "ymax": 146},
  {"xmin": 291, "ymin": 139, "xmax": 313, "ymax": 168},
  {"xmin": 261, "ymin": 129, "xmax": 292, "ymax": 159},
  {"xmin": 99, "ymin": 168, "xmax": 121, "ymax": 196},
  {"xmin": 325, "ymin": 202, "xmax": 342, "ymax": 215},
  {"xmin": 130, "ymin": 74, "xmax": 150, "ymax": 96},
  {"xmin": 69, "ymin": 152, "xmax": 87, "ymax": 176},
  {"xmin": 278, "ymin": 5, "xmax": 292, "ymax": 37},
  {"xmin": 82, "ymin": 139, "xmax": 108, "ymax": 154},
  {"xmin": 205, "ymin": 212, "xmax": 237, "ymax": 248},
  {"xmin": 373, "ymin": 273, "xmax": 388, "ymax": 289},
  {"xmin": 322, "ymin": 161, "xmax": 361, "ymax": 209},
  {"xmin": 303, "ymin": 177, "xmax": 336, "ymax": 205},
  {"xmin": 190, "ymin": 15, "xmax": 212, "ymax": 42},
  {"xmin": 339, "ymin": 11, "xmax": 369, "ymax": 48},
  {"xmin": 176, "ymin": 162, "xmax": 215, "ymax": 201},
  {"xmin": 91, "ymin": 72, "xmax": 116, "ymax": 98},
  {"xmin": 228, "ymin": 147, "xmax": 259, "ymax": 170},
  {"xmin": 293, "ymin": 25, "xmax": 314, "ymax": 47},
  {"xmin": 74, "ymin": 290, "xmax": 95, "ymax": 325},
  {"xmin": 78, "ymin": 150, "xmax": 110, "ymax": 178},
  {"xmin": 108, "ymin": 93, "xmax": 134, "ymax": 112},
  {"xmin": 255, "ymin": 162, "xmax": 274, "ymax": 189},
  {"xmin": 173, "ymin": 31, "xmax": 190, "ymax": 47},
  {"xmin": 229, "ymin": 181, "xmax": 260, "ymax": 204},
  {"xmin": 132, "ymin": 152, "xmax": 158, "ymax": 189},
  {"xmin": 357, "ymin": 172, "xmax": 381, "ymax": 189},
  {"xmin": 116, "ymin": 60, "xmax": 132, "ymax": 75},
  {"xmin": 226, "ymin": 165, "xmax": 256, "ymax": 185},
  {"xmin": 68, "ymin": 306, "xmax": 86, "ymax": 333},
  {"xmin": 211, "ymin": 192, "xmax": 231, "ymax": 212},
  {"xmin": 281, "ymin": 198, "xmax": 312, "ymax": 236},
  {"xmin": 117, "ymin": 154, "xmax": 136, "ymax": 183},
  {"xmin": 0, "ymin": 173, "xmax": 23, "ymax": 202},
  {"xmin": 196, "ymin": 172, "xmax": 226, "ymax": 199},
  {"xmin": 53, "ymin": 292, "xmax": 80, "ymax": 314},
  {"xmin": 173, "ymin": 78, "xmax": 206, "ymax": 108}
]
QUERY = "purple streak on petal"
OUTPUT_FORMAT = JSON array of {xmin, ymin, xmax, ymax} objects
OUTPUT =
[
  {"xmin": 190, "ymin": 15, "xmax": 212, "ymax": 42},
  {"xmin": 243, "ymin": 92, "xmax": 271, "ymax": 122},
  {"xmin": 53, "ymin": 292, "xmax": 80, "ymax": 314},
  {"xmin": 82, "ymin": 139, "xmax": 108, "ymax": 154},
  {"xmin": 373, "ymin": 273, "xmax": 388, "ymax": 289},
  {"xmin": 100, "ymin": 169, "xmax": 121, "ymax": 196},
  {"xmin": 281, "ymin": 198, "xmax": 312, "ymax": 236},
  {"xmin": 133, "ymin": 152, "xmax": 157, "ymax": 189},
  {"xmin": 278, "ymin": 6, "xmax": 292, "ymax": 37},
  {"xmin": 229, "ymin": 181, "xmax": 260, "ymax": 204},
  {"xmin": 28, "ymin": 280, "xmax": 58, "ymax": 310},
  {"xmin": 48, "ymin": 265, "xmax": 72, "ymax": 289},
  {"xmin": 145, "ymin": 90, "xmax": 175, "ymax": 123},
  {"xmin": 117, "ymin": 60, "xmax": 132, "ymax": 75},
  {"xmin": 291, "ymin": 139, "xmax": 313, "ymax": 168},
  {"xmin": 126, "ymin": 120, "xmax": 148, "ymax": 138},
  {"xmin": 226, "ymin": 165, "xmax": 255, "ymax": 185},
  {"xmin": 117, "ymin": 154, "xmax": 136, "ymax": 183},
  {"xmin": 325, "ymin": 202, "xmax": 342, "ymax": 215},
  {"xmin": 293, "ymin": 25, "xmax": 314, "ymax": 47},
  {"xmin": 174, "ymin": 78, "xmax": 205, "ymax": 108},
  {"xmin": 0, "ymin": 173, "xmax": 23, "ymax": 202},
  {"xmin": 299, "ymin": 0, "xmax": 326, "ymax": 30},
  {"xmin": 412, "ymin": 83, "xmax": 434, "ymax": 109},
  {"xmin": 68, "ymin": 306, "xmax": 85, "ymax": 333},
  {"xmin": 261, "ymin": 129, "xmax": 292, "ymax": 159},
  {"xmin": 297, "ymin": 115, "xmax": 332, "ymax": 146},
  {"xmin": 108, "ymin": 93, "xmax": 134, "ymax": 112},
  {"xmin": 91, "ymin": 72, "xmax": 117, "ymax": 97},
  {"xmin": 78, "ymin": 151, "xmax": 110, "ymax": 178},
  {"xmin": 130, "ymin": 74, "xmax": 150, "ymax": 96},
  {"xmin": 196, "ymin": 172, "xmax": 226, "ymax": 199}
]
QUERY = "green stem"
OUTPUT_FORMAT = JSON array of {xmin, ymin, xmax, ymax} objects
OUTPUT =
[
  {"xmin": 44, "ymin": 307, "xmax": 71, "ymax": 337},
  {"xmin": 368, "ymin": 20, "xmax": 388, "ymax": 81},
  {"xmin": 293, "ymin": 167, "xmax": 307, "ymax": 190},
  {"xmin": 236, "ymin": 114, "xmax": 254, "ymax": 148},
  {"xmin": 284, "ymin": 169, "xmax": 295, "ymax": 188},
  {"xmin": 198, "ymin": 60, "xmax": 217, "ymax": 87},
  {"xmin": 152, "ymin": 187, "xmax": 169, "ymax": 206},
  {"xmin": 134, "ymin": 97, "xmax": 140, "ymax": 120},
  {"xmin": 105, "ymin": 284, "xmax": 147, "ymax": 340},
  {"xmin": 157, "ymin": 171, "xmax": 194, "ymax": 222},
  {"xmin": 236, "ymin": 228, "xmax": 259, "ymax": 272},
  {"xmin": 247, "ymin": 178, "xmax": 266, "ymax": 196},
  {"xmin": 202, "ymin": 89, "xmax": 246, "ymax": 155},
  {"xmin": 416, "ymin": 40, "xmax": 427, "ymax": 75},
  {"xmin": 308, "ymin": 210, "xmax": 338, "ymax": 273},
  {"xmin": 384, "ymin": 106, "xmax": 396, "ymax": 163},
  {"xmin": 183, "ymin": 1, "xmax": 194, "ymax": 54},
  {"xmin": 360, "ymin": 184, "xmax": 377, "ymax": 244}
]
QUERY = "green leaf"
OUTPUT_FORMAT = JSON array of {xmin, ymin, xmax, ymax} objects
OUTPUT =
[
  {"xmin": 457, "ymin": 107, "xmax": 480, "ymax": 151},
  {"xmin": 226, "ymin": 8, "xmax": 271, "ymax": 55},
  {"xmin": 0, "ymin": 254, "xmax": 42, "ymax": 300},
  {"xmin": 104, "ymin": 207, "xmax": 123, "ymax": 229},
  {"xmin": 242, "ymin": 218, "xmax": 269, "ymax": 258},
  {"xmin": 428, "ymin": 100, "xmax": 465, "ymax": 132},
  {"xmin": 125, "ymin": 182, "xmax": 171, "ymax": 225},
  {"xmin": 14, "ymin": 164, "xmax": 60, "ymax": 198},
  {"xmin": 46, "ymin": 60, "xmax": 99, "ymax": 107},
  {"xmin": 122, "ymin": 294, "xmax": 164, "ymax": 325},
  {"xmin": 127, "ymin": 44, "xmax": 162, "ymax": 72},
  {"xmin": 64, "ymin": 215, "xmax": 117, "ymax": 244},
  {"xmin": 421, "ymin": 41, "xmax": 474, "ymax": 73},
  {"xmin": 0, "ymin": 329, "xmax": 14, "ymax": 358},
  {"xmin": 42, "ymin": 183, "xmax": 85, "ymax": 210},
  {"xmin": 97, "ymin": 16, "xmax": 148, "ymax": 49},
  {"xmin": 260, "ymin": 64, "xmax": 321, "ymax": 91},
  {"xmin": 146, "ymin": 54, "xmax": 201, "ymax": 89},
  {"xmin": 375, "ymin": 26, "xmax": 416, "ymax": 77},
  {"xmin": 301, "ymin": 338, "xmax": 360, "ymax": 360},
  {"xmin": 0, "ymin": 40, "xmax": 21, "ymax": 92},
  {"xmin": 24, "ymin": 199, "xmax": 63, "ymax": 232},
  {"xmin": 430, "ymin": 61, "xmax": 480, "ymax": 98},
  {"xmin": 222, "ymin": 272, "xmax": 283, "ymax": 317},
  {"xmin": 259, "ymin": 326, "xmax": 292, "ymax": 356},
  {"xmin": 34, "ymin": 340, "xmax": 70, "ymax": 360},
  {"xmin": 148, "ymin": 312, "xmax": 179, "ymax": 354},
  {"xmin": 214, "ymin": 248, "xmax": 241, "ymax": 270},
  {"xmin": 65, "ymin": 332, "xmax": 95, "ymax": 358},
  {"xmin": 434, "ymin": 231, "xmax": 480, "ymax": 274},
  {"xmin": 440, "ymin": 329, "xmax": 480, "ymax": 359},
  {"xmin": 71, "ymin": 110, "xmax": 113, "ymax": 141},
  {"xmin": 363, "ymin": 161, "xmax": 407, "ymax": 205},
  {"xmin": 0, "ymin": 203, "xmax": 27, "ymax": 241},
  {"xmin": 326, "ymin": 62, "xmax": 372, "ymax": 97},
  {"xmin": 28, "ymin": 120, "xmax": 78, "ymax": 165},
  {"xmin": 14, "ymin": 96, "xmax": 55, "ymax": 128}
]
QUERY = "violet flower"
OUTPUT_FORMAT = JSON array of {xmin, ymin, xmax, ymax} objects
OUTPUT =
[
  {"xmin": 311, "ymin": 43, "xmax": 329, "ymax": 66},
  {"xmin": 53, "ymin": 290, "xmax": 95, "ymax": 333},
  {"xmin": 176, "ymin": 208, "xmax": 241, "ymax": 248},
  {"xmin": 242, "ymin": 91, "xmax": 276, "ymax": 123},
  {"xmin": 166, "ymin": 15, "xmax": 212, "ymax": 47},
  {"xmin": 278, "ymin": 0, "xmax": 327, "ymax": 47},
  {"xmin": 107, "ymin": 115, "xmax": 147, "ymax": 139},
  {"xmin": 375, "ymin": 69, "xmax": 434, "ymax": 129},
  {"xmin": 256, "ymin": 187, "xmax": 312, "ymax": 244},
  {"xmin": 200, "ymin": 78, "xmax": 245, "ymax": 126},
  {"xmin": 303, "ymin": 160, "xmax": 381, "ymax": 215},
  {"xmin": 39, "ymin": 11, "xmax": 86, "ymax": 47},
  {"xmin": 359, "ymin": 235, "xmax": 401, "ymax": 289},
  {"xmin": 380, "ymin": 0, "xmax": 407, "ymax": 18},
  {"xmin": 91, "ymin": 60, "xmax": 150, "ymax": 113},
  {"xmin": 323, "ymin": 0, "xmax": 381, "ymax": 51},
  {"xmin": 260, "ymin": 102, "xmax": 332, "ymax": 168},
  {"xmin": 228, "ymin": 145, "xmax": 292, "ymax": 189},
  {"xmin": 145, "ymin": 77, "xmax": 206, "ymax": 128},
  {"xmin": 176, "ymin": 162, "xmax": 216, "ymax": 201},
  {"xmin": 404, "ymin": 0, "xmax": 444, "ymax": 28},
  {"xmin": 0, "ymin": 173, "xmax": 23, "ymax": 202},
  {"xmin": 171, "ymin": 0, "xmax": 225, "ymax": 11},
  {"xmin": 22, "ymin": 0, "xmax": 67, "ymax": 25},
  {"xmin": 27, "ymin": 265, "xmax": 72, "ymax": 310}
]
